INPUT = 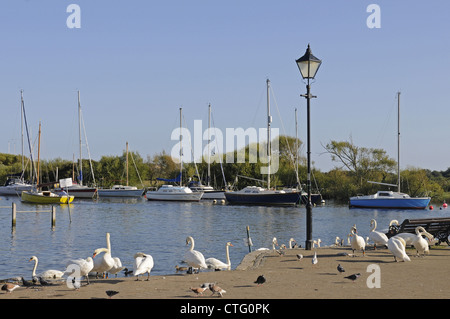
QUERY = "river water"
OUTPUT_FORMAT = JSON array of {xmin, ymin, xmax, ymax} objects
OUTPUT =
[{"xmin": 0, "ymin": 196, "xmax": 448, "ymax": 280}]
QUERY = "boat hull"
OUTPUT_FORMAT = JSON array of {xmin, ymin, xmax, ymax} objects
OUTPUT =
[
  {"xmin": 97, "ymin": 189, "xmax": 145, "ymax": 197},
  {"xmin": 21, "ymin": 191, "xmax": 74, "ymax": 204},
  {"xmin": 0, "ymin": 184, "xmax": 34, "ymax": 196},
  {"xmin": 146, "ymin": 192, "xmax": 203, "ymax": 201},
  {"xmin": 349, "ymin": 197, "xmax": 431, "ymax": 209},
  {"xmin": 197, "ymin": 191, "xmax": 226, "ymax": 200},
  {"xmin": 225, "ymin": 191, "xmax": 300, "ymax": 206},
  {"xmin": 54, "ymin": 187, "xmax": 98, "ymax": 199}
]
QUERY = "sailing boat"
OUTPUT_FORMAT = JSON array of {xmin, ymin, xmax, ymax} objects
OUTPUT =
[
  {"xmin": 224, "ymin": 79, "xmax": 301, "ymax": 206},
  {"xmin": 97, "ymin": 142, "xmax": 146, "ymax": 197},
  {"xmin": 349, "ymin": 92, "xmax": 431, "ymax": 209},
  {"xmin": 53, "ymin": 91, "xmax": 98, "ymax": 198},
  {"xmin": 0, "ymin": 90, "xmax": 34, "ymax": 196},
  {"xmin": 188, "ymin": 104, "xmax": 226, "ymax": 200},
  {"xmin": 146, "ymin": 108, "xmax": 203, "ymax": 201},
  {"xmin": 21, "ymin": 122, "xmax": 74, "ymax": 204}
]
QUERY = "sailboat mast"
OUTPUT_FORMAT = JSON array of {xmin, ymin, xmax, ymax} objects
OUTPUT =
[
  {"xmin": 20, "ymin": 90, "xmax": 24, "ymax": 175},
  {"xmin": 266, "ymin": 79, "xmax": 271, "ymax": 189},
  {"xmin": 37, "ymin": 121, "xmax": 41, "ymax": 186},
  {"xmin": 295, "ymin": 108, "xmax": 300, "ymax": 189},
  {"xmin": 207, "ymin": 104, "xmax": 211, "ymax": 186},
  {"xmin": 179, "ymin": 107, "xmax": 183, "ymax": 186},
  {"xmin": 78, "ymin": 90, "xmax": 83, "ymax": 186},
  {"xmin": 397, "ymin": 91, "xmax": 401, "ymax": 193},
  {"xmin": 126, "ymin": 141, "xmax": 129, "ymax": 186}
]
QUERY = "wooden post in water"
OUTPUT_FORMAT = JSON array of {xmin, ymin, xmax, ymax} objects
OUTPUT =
[
  {"xmin": 246, "ymin": 225, "xmax": 252, "ymax": 252},
  {"xmin": 51, "ymin": 206, "xmax": 56, "ymax": 228},
  {"xmin": 11, "ymin": 202, "xmax": 16, "ymax": 228}
]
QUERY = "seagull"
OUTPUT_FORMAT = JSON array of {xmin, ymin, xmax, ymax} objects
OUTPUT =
[
  {"xmin": 209, "ymin": 283, "xmax": 226, "ymax": 297},
  {"xmin": 254, "ymin": 275, "xmax": 266, "ymax": 285},
  {"xmin": 190, "ymin": 286, "xmax": 207, "ymax": 296},
  {"xmin": 106, "ymin": 290, "xmax": 119, "ymax": 299},
  {"xmin": 312, "ymin": 251, "xmax": 318, "ymax": 266},
  {"xmin": 296, "ymin": 254, "xmax": 303, "ymax": 261},
  {"xmin": 337, "ymin": 264, "xmax": 345, "ymax": 273},
  {"xmin": 72, "ymin": 278, "xmax": 81, "ymax": 290},
  {"xmin": 2, "ymin": 283, "xmax": 20, "ymax": 294},
  {"xmin": 344, "ymin": 273, "xmax": 361, "ymax": 282}
]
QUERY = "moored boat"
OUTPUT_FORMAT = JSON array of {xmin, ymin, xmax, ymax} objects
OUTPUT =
[
  {"xmin": 21, "ymin": 190, "xmax": 74, "ymax": 204},
  {"xmin": 97, "ymin": 185, "xmax": 145, "ymax": 197},
  {"xmin": 225, "ymin": 186, "xmax": 300, "ymax": 206},
  {"xmin": 0, "ymin": 177, "xmax": 33, "ymax": 196},
  {"xmin": 349, "ymin": 191, "xmax": 430, "ymax": 209},
  {"xmin": 146, "ymin": 185, "xmax": 203, "ymax": 201}
]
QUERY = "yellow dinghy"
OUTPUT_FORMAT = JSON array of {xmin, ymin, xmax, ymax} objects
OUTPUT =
[{"xmin": 21, "ymin": 190, "xmax": 74, "ymax": 204}]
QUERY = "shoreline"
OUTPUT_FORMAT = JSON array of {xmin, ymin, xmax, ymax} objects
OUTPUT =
[{"xmin": 1, "ymin": 245, "xmax": 450, "ymax": 300}]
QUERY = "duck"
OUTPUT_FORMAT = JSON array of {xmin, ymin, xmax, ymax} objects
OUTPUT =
[
  {"xmin": 133, "ymin": 252, "xmax": 154, "ymax": 281},
  {"xmin": 205, "ymin": 242, "xmax": 233, "ymax": 270},
  {"xmin": 350, "ymin": 226, "xmax": 365, "ymax": 256},
  {"xmin": 29, "ymin": 256, "xmax": 64, "ymax": 280},
  {"xmin": 183, "ymin": 236, "xmax": 207, "ymax": 273},
  {"xmin": 368, "ymin": 219, "xmax": 388, "ymax": 249}
]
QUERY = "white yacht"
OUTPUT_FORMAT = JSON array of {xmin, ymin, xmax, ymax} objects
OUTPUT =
[{"xmin": 146, "ymin": 185, "xmax": 203, "ymax": 202}]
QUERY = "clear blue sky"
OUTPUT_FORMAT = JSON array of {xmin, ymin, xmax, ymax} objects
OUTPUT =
[{"xmin": 1, "ymin": 1, "xmax": 449, "ymax": 173}]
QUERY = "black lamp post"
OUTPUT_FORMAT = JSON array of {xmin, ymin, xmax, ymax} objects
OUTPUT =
[{"xmin": 295, "ymin": 44, "xmax": 322, "ymax": 250}]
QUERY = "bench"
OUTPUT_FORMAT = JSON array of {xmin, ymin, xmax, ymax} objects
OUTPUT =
[{"xmin": 386, "ymin": 217, "xmax": 450, "ymax": 245}]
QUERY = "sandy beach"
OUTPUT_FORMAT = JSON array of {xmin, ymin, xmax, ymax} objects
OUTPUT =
[{"xmin": 1, "ymin": 244, "xmax": 450, "ymax": 302}]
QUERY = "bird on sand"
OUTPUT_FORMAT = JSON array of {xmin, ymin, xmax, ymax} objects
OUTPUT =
[
  {"xmin": 344, "ymin": 273, "xmax": 361, "ymax": 282},
  {"xmin": 209, "ymin": 283, "xmax": 226, "ymax": 297},
  {"xmin": 190, "ymin": 286, "xmax": 207, "ymax": 296},
  {"xmin": 106, "ymin": 290, "xmax": 119, "ymax": 299},
  {"xmin": 254, "ymin": 275, "xmax": 266, "ymax": 285},
  {"xmin": 296, "ymin": 254, "xmax": 303, "ymax": 261},
  {"xmin": 337, "ymin": 264, "xmax": 345, "ymax": 273},
  {"xmin": 2, "ymin": 283, "xmax": 20, "ymax": 293},
  {"xmin": 21, "ymin": 277, "xmax": 34, "ymax": 288},
  {"xmin": 72, "ymin": 278, "xmax": 81, "ymax": 290},
  {"xmin": 312, "ymin": 251, "xmax": 318, "ymax": 266},
  {"xmin": 123, "ymin": 268, "xmax": 133, "ymax": 276}
]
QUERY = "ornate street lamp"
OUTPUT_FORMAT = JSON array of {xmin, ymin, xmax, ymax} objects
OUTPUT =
[{"xmin": 296, "ymin": 44, "xmax": 322, "ymax": 250}]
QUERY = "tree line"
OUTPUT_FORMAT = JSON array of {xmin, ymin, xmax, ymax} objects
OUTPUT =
[{"xmin": 0, "ymin": 136, "xmax": 448, "ymax": 203}]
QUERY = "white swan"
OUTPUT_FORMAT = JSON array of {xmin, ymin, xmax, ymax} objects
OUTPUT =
[
  {"xmin": 206, "ymin": 242, "xmax": 234, "ymax": 270},
  {"xmin": 133, "ymin": 252, "xmax": 154, "ymax": 281},
  {"xmin": 387, "ymin": 236, "xmax": 410, "ymax": 262},
  {"xmin": 29, "ymin": 256, "xmax": 64, "ymax": 279},
  {"xmin": 184, "ymin": 236, "xmax": 208, "ymax": 272},
  {"xmin": 109, "ymin": 257, "xmax": 125, "ymax": 277},
  {"xmin": 350, "ymin": 226, "xmax": 365, "ymax": 256},
  {"xmin": 256, "ymin": 237, "xmax": 279, "ymax": 251},
  {"xmin": 91, "ymin": 233, "xmax": 115, "ymax": 278},
  {"xmin": 412, "ymin": 226, "xmax": 433, "ymax": 257},
  {"xmin": 368, "ymin": 219, "xmax": 388, "ymax": 249},
  {"xmin": 64, "ymin": 257, "xmax": 94, "ymax": 284}
]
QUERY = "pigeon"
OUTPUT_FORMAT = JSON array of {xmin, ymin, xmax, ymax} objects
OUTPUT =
[
  {"xmin": 254, "ymin": 275, "xmax": 266, "ymax": 285},
  {"xmin": 21, "ymin": 277, "xmax": 34, "ymax": 288},
  {"xmin": 38, "ymin": 277, "xmax": 53, "ymax": 286},
  {"xmin": 190, "ymin": 286, "xmax": 207, "ymax": 296},
  {"xmin": 337, "ymin": 264, "xmax": 345, "ymax": 273},
  {"xmin": 209, "ymin": 283, "xmax": 226, "ymax": 297},
  {"xmin": 296, "ymin": 254, "xmax": 303, "ymax": 261},
  {"xmin": 2, "ymin": 283, "xmax": 20, "ymax": 293},
  {"xmin": 312, "ymin": 251, "xmax": 318, "ymax": 266},
  {"xmin": 344, "ymin": 273, "xmax": 361, "ymax": 282},
  {"xmin": 105, "ymin": 290, "xmax": 119, "ymax": 299}
]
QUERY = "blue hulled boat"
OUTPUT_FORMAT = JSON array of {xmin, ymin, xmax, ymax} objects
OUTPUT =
[{"xmin": 349, "ymin": 191, "xmax": 430, "ymax": 210}]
